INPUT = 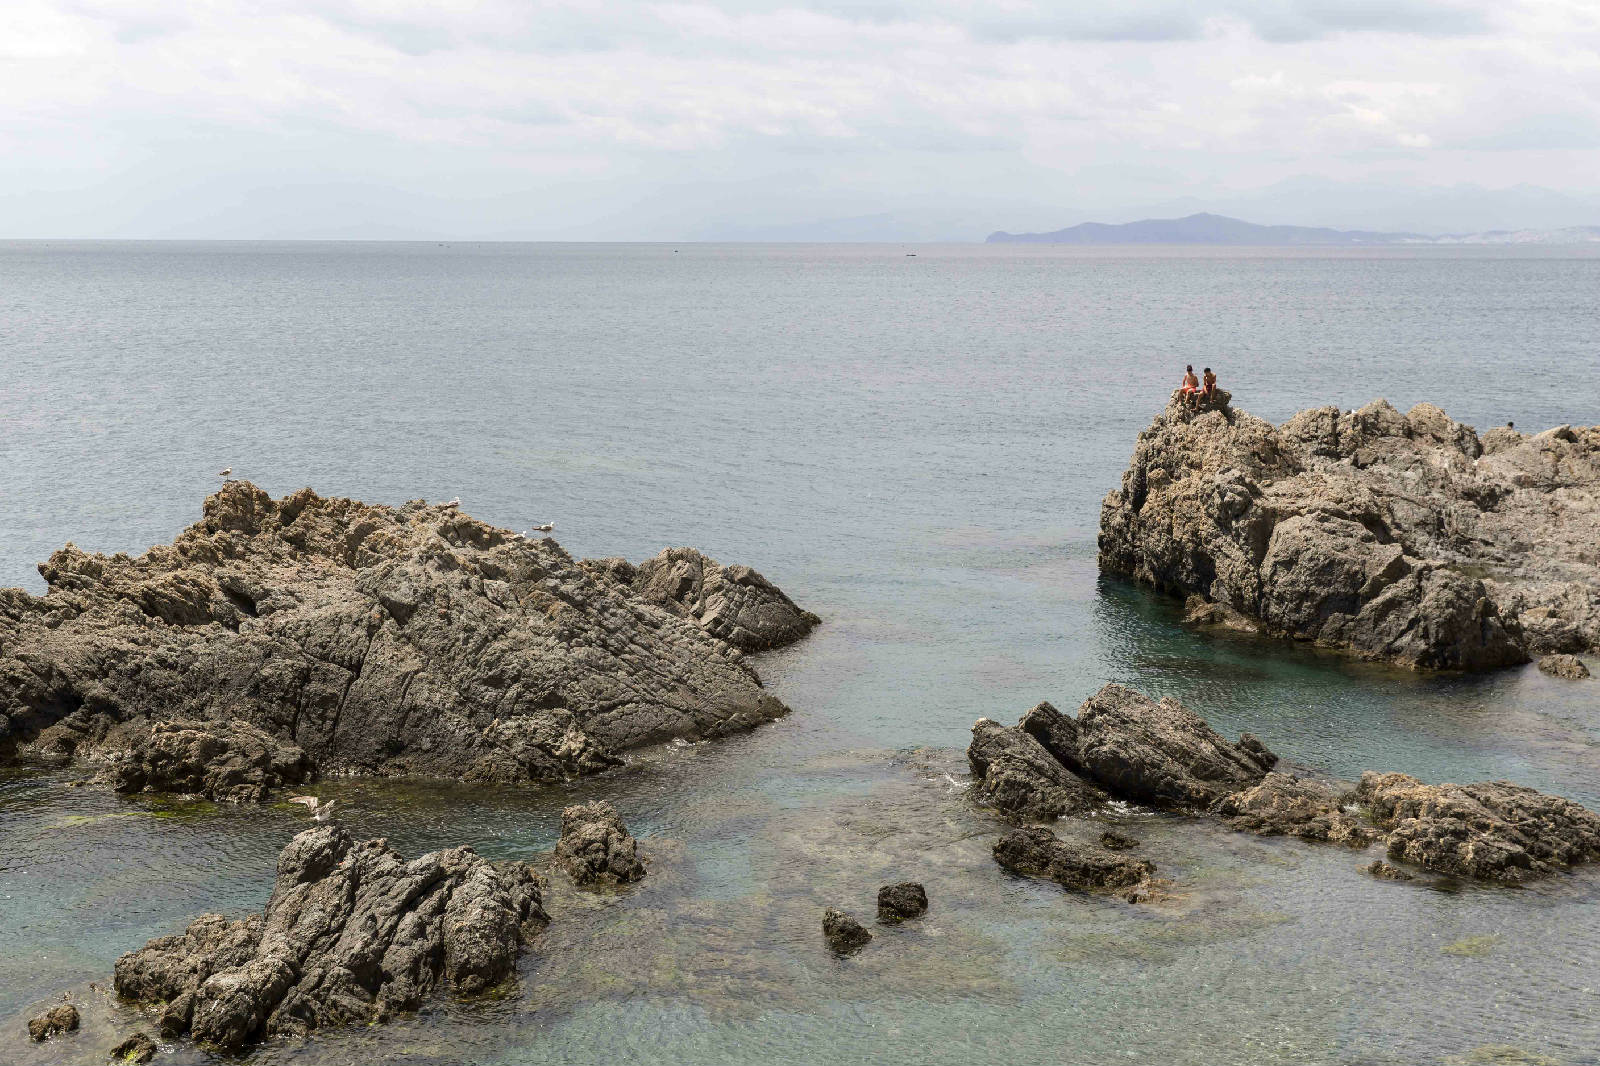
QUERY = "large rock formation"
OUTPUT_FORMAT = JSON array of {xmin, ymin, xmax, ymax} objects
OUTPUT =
[
  {"xmin": 113, "ymin": 824, "xmax": 547, "ymax": 1051},
  {"xmin": 1351, "ymin": 772, "xmax": 1600, "ymax": 882},
  {"xmin": 1214, "ymin": 772, "xmax": 1377, "ymax": 847},
  {"xmin": 967, "ymin": 712, "xmax": 1105, "ymax": 819},
  {"xmin": 1099, "ymin": 395, "xmax": 1600, "ymax": 669},
  {"xmin": 112, "ymin": 718, "xmax": 314, "ymax": 803},
  {"xmin": 0, "ymin": 483, "xmax": 813, "ymax": 784}
]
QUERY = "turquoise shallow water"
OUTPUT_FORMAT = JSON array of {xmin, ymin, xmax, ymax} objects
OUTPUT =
[{"xmin": 2, "ymin": 242, "xmax": 1599, "ymax": 1064}]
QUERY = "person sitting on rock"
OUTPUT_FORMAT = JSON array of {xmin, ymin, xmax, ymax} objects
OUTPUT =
[
  {"xmin": 1201, "ymin": 367, "xmax": 1217, "ymax": 401},
  {"xmin": 1180, "ymin": 365, "xmax": 1200, "ymax": 404}
]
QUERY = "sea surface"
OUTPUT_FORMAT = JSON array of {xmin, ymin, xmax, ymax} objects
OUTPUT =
[{"xmin": 2, "ymin": 242, "xmax": 1599, "ymax": 1065}]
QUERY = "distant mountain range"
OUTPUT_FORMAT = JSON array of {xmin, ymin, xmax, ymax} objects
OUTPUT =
[{"xmin": 987, "ymin": 212, "xmax": 1600, "ymax": 246}]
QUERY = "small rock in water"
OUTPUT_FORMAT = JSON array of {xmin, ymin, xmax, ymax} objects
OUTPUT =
[
  {"xmin": 1098, "ymin": 830, "xmax": 1140, "ymax": 851},
  {"xmin": 822, "ymin": 908, "xmax": 872, "ymax": 953},
  {"xmin": 26, "ymin": 1002, "xmax": 79, "ymax": 1041},
  {"xmin": 1538, "ymin": 654, "xmax": 1591, "ymax": 679},
  {"xmin": 876, "ymin": 882, "xmax": 928, "ymax": 922},
  {"xmin": 111, "ymin": 1032, "xmax": 157, "ymax": 1064},
  {"xmin": 1365, "ymin": 860, "xmax": 1414, "ymax": 881},
  {"xmin": 555, "ymin": 801, "xmax": 646, "ymax": 886}
]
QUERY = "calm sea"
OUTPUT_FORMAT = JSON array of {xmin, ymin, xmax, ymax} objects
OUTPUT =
[{"xmin": 2, "ymin": 242, "xmax": 1599, "ymax": 1065}]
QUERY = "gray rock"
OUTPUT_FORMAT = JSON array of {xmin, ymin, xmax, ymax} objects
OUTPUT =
[
  {"xmin": 26, "ymin": 1002, "xmax": 78, "ymax": 1041},
  {"xmin": 554, "ymin": 801, "xmax": 645, "ymax": 886},
  {"xmin": 615, "ymin": 546, "xmax": 821, "ymax": 651},
  {"xmin": 113, "ymin": 718, "xmax": 313, "ymax": 803},
  {"xmin": 110, "ymin": 1032, "xmax": 156, "ymax": 1064},
  {"xmin": 1100, "ymin": 396, "xmax": 1599, "ymax": 670},
  {"xmin": 0, "ymin": 483, "xmax": 812, "ymax": 783},
  {"xmin": 1538, "ymin": 653, "xmax": 1591, "ymax": 679},
  {"xmin": 1214, "ymin": 772, "xmax": 1378, "ymax": 847},
  {"xmin": 992, "ymin": 826, "xmax": 1153, "ymax": 892},
  {"xmin": 1352, "ymin": 771, "xmax": 1600, "ymax": 882},
  {"xmin": 967, "ymin": 714, "xmax": 1105, "ymax": 820},
  {"xmin": 822, "ymin": 908, "xmax": 872, "ymax": 953},
  {"xmin": 875, "ymin": 882, "xmax": 928, "ymax": 922},
  {"xmin": 113, "ymin": 824, "xmax": 548, "ymax": 1051}
]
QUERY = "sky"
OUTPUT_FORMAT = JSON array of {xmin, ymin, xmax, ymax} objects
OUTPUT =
[{"xmin": 3, "ymin": 0, "xmax": 1599, "ymax": 239}]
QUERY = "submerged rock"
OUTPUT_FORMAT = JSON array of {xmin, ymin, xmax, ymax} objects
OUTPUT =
[
  {"xmin": 0, "ymin": 482, "xmax": 813, "ymax": 782},
  {"xmin": 1099, "ymin": 396, "xmax": 1600, "ymax": 670},
  {"xmin": 1214, "ymin": 772, "xmax": 1378, "ymax": 847},
  {"xmin": 1537, "ymin": 654, "xmax": 1591, "ymax": 679},
  {"xmin": 1353, "ymin": 772, "xmax": 1600, "ymax": 882},
  {"xmin": 110, "ymin": 1032, "xmax": 156, "ymax": 1064},
  {"xmin": 112, "ymin": 718, "xmax": 313, "ymax": 803},
  {"xmin": 26, "ymin": 1002, "xmax": 78, "ymax": 1041},
  {"xmin": 1365, "ymin": 860, "xmax": 1414, "ymax": 881},
  {"xmin": 822, "ymin": 908, "xmax": 872, "ymax": 953},
  {"xmin": 113, "ymin": 824, "xmax": 547, "ymax": 1051},
  {"xmin": 1098, "ymin": 830, "xmax": 1140, "ymax": 851},
  {"xmin": 554, "ymin": 801, "xmax": 646, "ymax": 886},
  {"xmin": 992, "ymin": 826, "xmax": 1153, "ymax": 892},
  {"xmin": 876, "ymin": 882, "xmax": 928, "ymax": 922},
  {"xmin": 967, "ymin": 714, "xmax": 1105, "ymax": 820}
]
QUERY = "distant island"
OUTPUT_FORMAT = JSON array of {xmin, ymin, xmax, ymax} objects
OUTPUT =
[{"xmin": 986, "ymin": 212, "xmax": 1600, "ymax": 245}]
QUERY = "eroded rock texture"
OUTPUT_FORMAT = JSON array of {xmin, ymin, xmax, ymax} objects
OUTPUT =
[
  {"xmin": 113, "ymin": 718, "xmax": 314, "ymax": 803},
  {"xmin": 821, "ymin": 908, "xmax": 872, "ymax": 953},
  {"xmin": 0, "ymin": 483, "xmax": 813, "ymax": 784},
  {"xmin": 992, "ymin": 827, "xmax": 1154, "ymax": 892},
  {"xmin": 876, "ymin": 882, "xmax": 928, "ymax": 922},
  {"xmin": 1100, "ymin": 395, "xmax": 1600, "ymax": 670},
  {"xmin": 26, "ymin": 1003, "xmax": 78, "ymax": 1042},
  {"xmin": 1538, "ymin": 654, "xmax": 1591, "ymax": 680},
  {"xmin": 113, "ymin": 825, "xmax": 547, "ymax": 1051},
  {"xmin": 967, "ymin": 712, "xmax": 1105, "ymax": 820},
  {"xmin": 1352, "ymin": 772, "xmax": 1600, "ymax": 882},
  {"xmin": 1214, "ymin": 772, "xmax": 1377, "ymax": 847},
  {"xmin": 554, "ymin": 800, "xmax": 646, "ymax": 886}
]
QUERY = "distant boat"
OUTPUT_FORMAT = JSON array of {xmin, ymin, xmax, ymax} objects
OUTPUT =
[{"xmin": 905, "ymin": 253, "xmax": 916, "ymax": 257}]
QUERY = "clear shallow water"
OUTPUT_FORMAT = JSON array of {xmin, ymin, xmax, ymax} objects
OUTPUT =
[{"xmin": 2, "ymin": 242, "xmax": 1599, "ymax": 1064}]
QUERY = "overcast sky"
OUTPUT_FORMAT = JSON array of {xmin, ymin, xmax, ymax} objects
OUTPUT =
[{"xmin": 4, "ymin": 0, "xmax": 1598, "ymax": 238}]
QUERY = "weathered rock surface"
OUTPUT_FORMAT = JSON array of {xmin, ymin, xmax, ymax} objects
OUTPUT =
[
  {"xmin": 587, "ymin": 547, "xmax": 821, "ymax": 651},
  {"xmin": 112, "ymin": 718, "xmax": 314, "ymax": 803},
  {"xmin": 113, "ymin": 824, "xmax": 547, "ymax": 1051},
  {"xmin": 1365, "ymin": 859, "xmax": 1414, "ymax": 881},
  {"xmin": 821, "ymin": 908, "xmax": 872, "ymax": 953},
  {"xmin": 554, "ymin": 801, "xmax": 646, "ymax": 886},
  {"xmin": 967, "ymin": 713, "xmax": 1105, "ymax": 819},
  {"xmin": 1214, "ymin": 772, "xmax": 1378, "ymax": 846},
  {"xmin": 992, "ymin": 827, "xmax": 1153, "ymax": 892},
  {"xmin": 876, "ymin": 882, "xmax": 928, "ymax": 922},
  {"xmin": 1100, "ymin": 395, "xmax": 1600, "ymax": 669},
  {"xmin": 1538, "ymin": 653, "xmax": 1591, "ymax": 679},
  {"xmin": 1098, "ymin": 830, "xmax": 1139, "ymax": 851},
  {"xmin": 0, "ymin": 483, "xmax": 812, "ymax": 782},
  {"xmin": 1353, "ymin": 772, "xmax": 1600, "ymax": 882},
  {"xmin": 26, "ymin": 1002, "xmax": 78, "ymax": 1041},
  {"xmin": 111, "ymin": 1032, "xmax": 156, "ymax": 1063}
]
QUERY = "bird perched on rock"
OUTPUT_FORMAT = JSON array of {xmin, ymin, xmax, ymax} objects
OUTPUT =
[
  {"xmin": 445, "ymin": 497, "xmax": 461, "ymax": 508},
  {"xmin": 531, "ymin": 522, "xmax": 554, "ymax": 533},
  {"xmin": 218, "ymin": 468, "xmax": 232, "ymax": 479},
  {"xmin": 287, "ymin": 796, "xmax": 338, "ymax": 822}
]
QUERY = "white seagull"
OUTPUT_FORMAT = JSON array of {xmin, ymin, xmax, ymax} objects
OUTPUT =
[
  {"xmin": 530, "ymin": 522, "xmax": 554, "ymax": 533},
  {"xmin": 445, "ymin": 497, "xmax": 461, "ymax": 508},
  {"xmin": 287, "ymin": 796, "xmax": 338, "ymax": 822},
  {"xmin": 218, "ymin": 468, "xmax": 232, "ymax": 479}
]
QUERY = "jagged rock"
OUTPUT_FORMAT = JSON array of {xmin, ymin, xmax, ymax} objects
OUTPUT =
[
  {"xmin": 1098, "ymin": 830, "xmax": 1139, "ymax": 851},
  {"xmin": 1352, "ymin": 772, "xmax": 1600, "ymax": 882},
  {"xmin": 110, "ymin": 1032, "xmax": 156, "ymax": 1063},
  {"xmin": 992, "ymin": 826, "xmax": 1153, "ymax": 892},
  {"xmin": 0, "ymin": 482, "xmax": 812, "ymax": 782},
  {"xmin": 609, "ymin": 547, "xmax": 822, "ymax": 651},
  {"xmin": 554, "ymin": 801, "xmax": 645, "ymax": 886},
  {"xmin": 1100, "ymin": 396, "xmax": 1600, "ymax": 669},
  {"xmin": 1365, "ymin": 860, "xmax": 1414, "ymax": 881},
  {"xmin": 26, "ymin": 1002, "xmax": 79, "ymax": 1041},
  {"xmin": 1538, "ymin": 654, "xmax": 1591, "ymax": 679},
  {"xmin": 112, "ymin": 718, "xmax": 313, "ymax": 803},
  {"xmin": 967, "ymin": 714, "xmax": 1105, "ymax": 820},
  {"xmin": 876, "ymin": 882, "xmax": 928, "ymax": 922},
  {"xmin": 113, "ymin": 824, "xmax": 547, "ymax": 1051},
  {"xmin": 1214, "ymin": 772, "xmax": 1378, "ymax": 846},
  {"xmin": 822, "ymin": 908, "xmax": 872, "ymax": 953}
]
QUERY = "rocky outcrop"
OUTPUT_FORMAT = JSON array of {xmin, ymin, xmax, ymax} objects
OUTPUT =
[
  {"xmin": 1015, "ymin": 685, "xmax": 1276, "ymax": 810},
  {"xmin": 587, "ymin": 547, "xmax": 821, "ymax": 652},
  {"xmin": 26, "ymin": 1002, "xmax": 78, "ymax": 1041},
  {"xmin": 112, "ymin": 718, "xmax": 314, "ymax": 803},
  {"xmin": 967, "ymin": 713, "xmax": 1105, "ymax": 819},
  {"xmin": 554, "ymin": 801, "xmax": 645, "ymax": 886},
  {"xmin": 111, "ymin": 1032, "xmax": 156, "ymax": 1063},
  {"xmin": 113, "ymin": 824, "xmax": 547, "ymax": 1051},
  {"xmin": 1538, "ymin": 654, "xmax": 1591, "ymax": 679},
  {"xmin": 876, "ymin": 882, "xmax": 928, "ymax": 922},
  {"xmin": 1352, "ymin": 772, "xmax": 1600, "ymax": 882},
  {"xmin": 0, "ymin": 483, "xmax": 813, "ymax": 783},
  {"xmin": 1214, "ymin": 772, "xmax": 1377, "ymax": 847},
  {"xmin": 1100, "ymin": 396, "xmax": 1600, "ymax": 669},
  {"xmin": 992, "ymin": 827, "xmax": 1153, "ymax": 892},
  {"xmin": 821, "ymin": 909, "xmax": 872, "ymax": 953}
]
